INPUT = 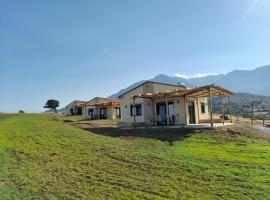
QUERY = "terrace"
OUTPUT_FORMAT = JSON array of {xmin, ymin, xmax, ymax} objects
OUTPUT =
[{"xmin": 131, "ymin": 84, "xmax": 234, "ymax": 128}]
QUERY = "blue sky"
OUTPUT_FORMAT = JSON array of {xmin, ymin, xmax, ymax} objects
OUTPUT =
[{"xmin": 1, "ymin": 0, "xmax": 270, "ymax": 112}]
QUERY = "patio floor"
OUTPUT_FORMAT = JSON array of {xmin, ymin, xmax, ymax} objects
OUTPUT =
[
  {"xmin": 183, "ymin": 123, "xmax": 234, "ymax": 128},
  {"xmin": 121, "ymin": 123, "xmax": 234, "ymax": 129}
]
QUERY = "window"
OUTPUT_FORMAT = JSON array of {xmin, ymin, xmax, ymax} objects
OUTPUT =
[
  {"xmin": 130, "ymin": 104, "xmax": 142, "ymax": 116},
  {"xmin": 201, "ymin": 102, "xmax": 206, "ymax": 114}
]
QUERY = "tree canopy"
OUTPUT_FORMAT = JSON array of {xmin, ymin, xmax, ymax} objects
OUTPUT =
[{"xmin": 44, "ymin": 99, "xmax": 59, "ymax": 113}]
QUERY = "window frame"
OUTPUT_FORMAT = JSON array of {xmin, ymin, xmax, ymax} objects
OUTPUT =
[{"xmin": 130, "ymin": 104, "xmax": 142, "ymax": 116}]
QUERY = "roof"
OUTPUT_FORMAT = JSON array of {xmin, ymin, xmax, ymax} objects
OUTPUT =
[
  {"xmin": 131, "ymin": 84, "xmax": 233, "ymax": 99},
  {"xmin": 118, "ymin": 81, "xmax": 186, "ymax": 98},
  {"xmin": 66, "ymin": 100, "xmax": 88, "ymax": 107}
]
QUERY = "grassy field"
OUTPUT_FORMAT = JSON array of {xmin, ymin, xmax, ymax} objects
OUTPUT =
[{"xmin": 1, "ymin": 114, "xmax": 270, "ymax": 199}]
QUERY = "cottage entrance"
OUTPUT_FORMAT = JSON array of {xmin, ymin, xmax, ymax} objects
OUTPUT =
[
  {"xmin": 100, "ymin": 107, "xmax": 108, "ymax": 119},
  {"xmin": 77, "ymin": 107, "xmax": 82, "ymax": 115},
  {"xmin": 88, "ymin": 108, "xmax": 95, "ymax": 119},
  {"xmin": 70, "ymin": 108, "xmax": 74, "ymax": 115},
  {"xmin": 188, "ymin": 101, "xmax": 196, "ymax": 124},
  {"xmin": 156, "ymin": 102, "xmax": 175, "ymax": 125},
  {"xmin": 115, "ymin": 107, "xmax": 121, "ymax": 119}
]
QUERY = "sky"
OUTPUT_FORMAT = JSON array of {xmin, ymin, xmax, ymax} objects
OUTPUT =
[{"xmin": 1, "ymin": 0, "xmax": 270, "ymax": 112}]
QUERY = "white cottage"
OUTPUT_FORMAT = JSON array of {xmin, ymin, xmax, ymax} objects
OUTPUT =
[
  {"xmin": 119, "ymin": 81, "xmax": 233, "ymax": 127},
  {"xmin": 83, "ymin": 97, "xmax": 121, "ymax": 120}
]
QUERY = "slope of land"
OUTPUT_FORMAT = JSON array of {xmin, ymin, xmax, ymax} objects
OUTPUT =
[{"xmin": 1, "ymin": 114, "xmax": 270, "ymax": 199}]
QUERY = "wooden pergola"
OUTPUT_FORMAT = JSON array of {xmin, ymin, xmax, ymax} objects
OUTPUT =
[{"xmin": 131, "ymin": 84, "xmax": 233, "ymax": 128}]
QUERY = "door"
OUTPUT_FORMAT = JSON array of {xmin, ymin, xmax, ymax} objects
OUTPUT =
[
  {"xmin": 115, "ymin": 107, "xmax": 121, "ymax": 119},
  {"xmin": 70, "ymin": 108, "xmax": 74, "ymax": 115},
  {"xmin": 188, "ymin": 101, "xmax": 196, "ymax": 124},
  {"xmin": 77, "ymin": 107, "xmax": 82, "ymax": 115},
  {"xmin": 156, "ymin": 102, "xmax": 174, "ymax": 125},
  {"xmin": 156, "ymin": 102, "xmax": 166, "ymax": 117},
  {"xmin": 88, "ymin": 108, "xmax": 94, "ymax": 119},
  {"xmin": 168, "ymin": 102, "xmax": 175, "ymax": 125},
  {"xmin": 100, "ymin": 108, "xmax": 108, "ymax": 119}
]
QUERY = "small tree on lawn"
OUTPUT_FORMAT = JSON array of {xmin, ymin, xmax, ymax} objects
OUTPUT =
[{"xmin": 44, "ymin": 99, "xmax": 59, "ymax": 113}]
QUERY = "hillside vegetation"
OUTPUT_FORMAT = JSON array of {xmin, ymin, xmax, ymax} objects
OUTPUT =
[
  {"xmin": 212, "ymin": 93, "xmax": 270, "ymax": 120},
  {"xmin": 1, "ymin": 114, "xmax": 270, "ymax": 199}
]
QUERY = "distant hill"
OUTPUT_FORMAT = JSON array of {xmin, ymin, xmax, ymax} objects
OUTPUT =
[
  {"xmin": 44, "ymin": 108, "xmax": 66, "ymax": 114},
  {"xmin": 212, "ymin": 93, "xmax": 270, "ymax": 119},
  {"xmin": 109, "ymin": 65, "xmax": 270, "ymax": 98}
]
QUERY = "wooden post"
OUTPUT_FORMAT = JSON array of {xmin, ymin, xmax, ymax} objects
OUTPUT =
[
  {"xmin": 220, "ymin": 93, "xmax": 224, "ymax": 125},
  {"xmin": 152, "ymin": 98, "xmax": 156, "ymax": 126},
  {"xmin": 209, "ymin": 88, "xmax": 213, "ymax": 127},
  {"xmin": 165, "ymin": 97, "xmax": 170, "ymax": 127},
  {"xmin": 133, "ymin": 97, "xmax": 136, "ymax": 128},
  {"xmin": 184, "ymin": 95, "xmax": 188, "ymax": 125},
  {"xmin": 228, "ymin": 96, "xmax": 232, "ymax": 123},
  {"xmin": 96, "ymin": 106, "xmax": 99, "ymax": 119},
  {"xmin": 263, "ymin": 117, "xmax": 265, "ymax": 127},
  {"xmin": 196, "ymin": 98, "xmax": 200, "ymax": 124}
]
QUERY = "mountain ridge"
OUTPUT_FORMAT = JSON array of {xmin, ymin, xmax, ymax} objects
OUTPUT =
[{"xmin": 109, "ymin": 65, "xmax": 270, "ymax": 98}]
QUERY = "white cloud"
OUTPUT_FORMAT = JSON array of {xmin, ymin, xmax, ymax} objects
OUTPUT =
[
  {"xmin": 174, "ymin": 73, "xmax": 219, "ymax": 79},
  {"xmin": 174, "ymin": 73, "xmax": 189, "ymax": 79},
  {"xmin": 192, "ymin": 73, "xmax": 219, "ymax": 78}
]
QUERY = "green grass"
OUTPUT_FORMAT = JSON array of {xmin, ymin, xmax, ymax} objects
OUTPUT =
[
  {"xmin": 1, "ymin": 114, "xmax": 270, "ymax": 199},
  {"xmin": 60, "ymin": 114, "xmax": 84, "ymax": 122}
]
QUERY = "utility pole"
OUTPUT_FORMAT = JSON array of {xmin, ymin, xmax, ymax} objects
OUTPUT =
[{"xmin": 251, "ymin": 103, "xmax": 254, "ymax": 126}]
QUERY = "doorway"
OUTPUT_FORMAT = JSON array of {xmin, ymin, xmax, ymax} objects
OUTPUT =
[
  {"xmin": 188, "ymin": 101, "xmax": 196, "ymax": 124},
  {"xmin": 100, "ymin": 107, "xmax": 108, "ymax": 119},
  {"xmin": 88, "ymin": 108, "xmax": 94, "ymax": 119},
  {"xmin": 70, "ymin": 108, "xmax": 74, "ymax": 115},
  {"xmin": 115, "ymin": 107, "xmax": 121, "ymax": 119},
  {"xmin": 156, "ymin": 102, "xmax": 175, "ymax": 125}
]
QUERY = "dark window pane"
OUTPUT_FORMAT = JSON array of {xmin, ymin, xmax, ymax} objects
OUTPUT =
[
  {"xmin": 201, "ymin": 102, "xmax": 205, "ymax": 114},
  {"xmin": 130, "ymin": 104, "xmax": 142, "ymax": 116},
  {"xmin": 136, "ymin": 104, "xmax": 142, "ymax": 116}
]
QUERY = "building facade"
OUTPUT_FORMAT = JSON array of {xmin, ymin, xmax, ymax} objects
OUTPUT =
[
  {"xmin": 83, "ymin": 97, "xmax": 121, "ymax": 120},
  {"xmin": 119, "ymin": 81, "xmax": 210, "ymax": 126},
  {"xmin": 65, "ymin": 100, "xmax": 87, "ymax": 116}
]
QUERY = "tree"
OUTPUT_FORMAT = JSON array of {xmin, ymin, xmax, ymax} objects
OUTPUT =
[
  {"xmin": 19, "ymin": 110, "xmax": 25, "ymax": 113},
  {"xmin": 44, "ymin": 99, "xmax": 59, "ymax": 113}
]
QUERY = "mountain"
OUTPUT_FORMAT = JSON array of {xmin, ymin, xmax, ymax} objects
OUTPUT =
[
  {"xmin": 44, "ymin": 108, "xmax": 66, "ymax": 114},
  {"xmin": 109, "ymin": 74, "xmax": 192, "ymax": 99},
  {"xmin": 109, "ymin": 65, "xmax": 270, "ymax": 98},
  {"xmin": 214, "ymin": 66, "xmax": 270, "ymax": 96},
  {"xmin": 189, "ymin": 74, "xmax": 225, "ymax": 86},
  {"xmin": 150, "ymin": 74, "xmax": 193, "ymax": 87}
]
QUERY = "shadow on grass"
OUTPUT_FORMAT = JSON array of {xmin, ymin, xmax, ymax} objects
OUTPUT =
[{"xmin": 82, "ymin": 127, "xmax": 208, "ymax": 145}]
